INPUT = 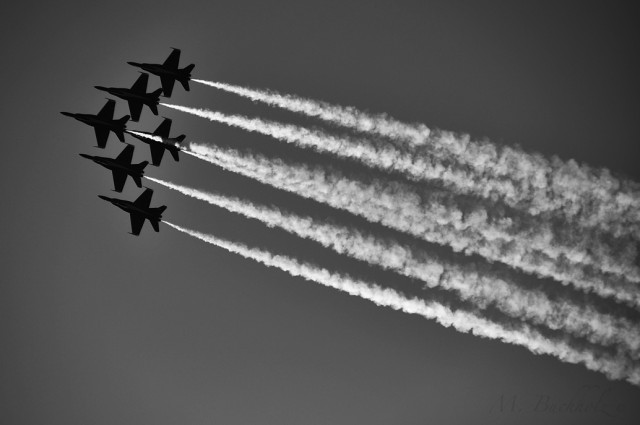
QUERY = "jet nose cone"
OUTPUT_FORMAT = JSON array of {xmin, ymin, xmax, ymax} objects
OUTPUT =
[
  {"xmin": 98, "ymin": 195, "xmax": 110, "ymax": 202},
  {"xmin": 60, "ymin": 112, "xmax": 73, "ymax": 117},
  {"xmin": 94, "ymin": 86, "xmax": 107, "ymax": 91},
  {"xmin": 127, "ymin": 61, "xmax": 138, "ymax": 66},
  {"xmin": 79, "ymin": 153, "xmax": 92, "ymax": 160}
]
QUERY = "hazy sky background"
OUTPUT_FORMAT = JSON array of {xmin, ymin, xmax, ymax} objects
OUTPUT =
[{"xmin": 2, "ymin": 1, "xmax": 639, "ymax": 424}]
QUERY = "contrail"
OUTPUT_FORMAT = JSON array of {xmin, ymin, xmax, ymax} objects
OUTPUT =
[
  {"xmin": 148, "ymin": 176, "xmax": 640, "ymax": 355},
  {"xmin": 164, "ymin": 220, "xmax": 640, "ymax": 386},
  {"xmin": 160, "ymin": 102, "xmax": 639, "ymax": 282},
  {"xmin": 184, "ymin": 142, "xmax": 640, "ymax": 309},
  {"xmin": 191, "ymin": 80, "xmax": 640, "ymax": 240}
]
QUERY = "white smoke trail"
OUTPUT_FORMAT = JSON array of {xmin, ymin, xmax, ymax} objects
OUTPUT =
[
  {"xmin": 164, "ymin": 220, "xmax": 640, "ymax": 386},
  {"xmin": 160, "ymin": 102, "xmax": 640, "ymax": 282},
  {"xmin": 192, "ymin": 80, "xmax": 640, "ymax": 240},
  {"xmin": 149, "ymin": 176, "xmax": 640, "ymax": 355},
  {"xmin": 184, "ymin": 142, "xmax": 640, "ymax": 309}
]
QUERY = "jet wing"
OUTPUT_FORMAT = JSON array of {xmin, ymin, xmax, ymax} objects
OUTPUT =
[
  {"xmin": 112, "ymin": 170, "xmax": 128, "ymax": 192},
  {"xmin": 127, "ymin": 100, "xmax": 144, "ymax": 121},
  {"xmin": 131, "ymin": 73, "xmax": 149, "ymax": 93},
  {"xmin": 149, "ymin": 144, "xmax": 166, "ymax": 166},
  {"xmin": 160, "ymin": 76, "xmax": 176, "ymax": 97},
  {"xmin": 115, "ymin": 144, "xmax": 134, "ymax": 164},
  {"xmin": 94, "ymin": 127, "xmax": 109, "ymax": 148},
  {"xmin": 163, "ymin": 49, "xmax": 181, "ymax": 69},
  {"xmin": 153, "ymin": 118, "xmax": 172, "ymax": 138},
  {"xmin": 133, "ymin": 188, "xmax": 154, "ymax": 208},
  {"xmin": 168, "ymin": 147, "xmax": 180, "ymax": 162},
  {"xmin": 129, "ymin": 213, "xmax": 145, "ymax": 236},
  {"xmin": 97, "ymin": 99, "xmax": 116, "ymax": 119}
]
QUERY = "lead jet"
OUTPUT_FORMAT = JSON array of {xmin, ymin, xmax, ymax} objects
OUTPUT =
[
  {"xmin": 128, "ymin": 118, "xmax": 185, "ymax": 166},
  {"xmin": 99, "ymin": 188, "xmax": 166, "ymax": 236},
  {"xmin": 128, "ymin": 48, "xmax": 195, "ymax": 97},
  {"xmin": 79, "ymin": 144, "xmax": 148, "ymax": 192},
  {"xmin": 61, "ymin": 99, "xmax": 130, "ymax": 148},
  {"xmin": 95, "ymin": 73, "xmax": 162, "ymax": 121}
]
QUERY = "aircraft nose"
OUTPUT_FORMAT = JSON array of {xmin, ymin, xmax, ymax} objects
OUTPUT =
[
  {"xmin": 127, "ymin": 61, "xmax": 138, "ymax": 66},
  {"xmin": 94, "ymin": 86, "xmax": 107, "ymax": 91},
  {"xmin": 60, "ymin": 112, "xmax": 73, "ymax": 117},
  {"xmin": 98, "ymin": 195, "xmax": 110, "ymax": 202},
  {"xmin": 79, "ymin": 153, "xmax": 92, "ymax": 160}
]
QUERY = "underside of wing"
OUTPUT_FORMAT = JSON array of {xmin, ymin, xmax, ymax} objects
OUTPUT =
[
  {"xmin": 97, "ymin": 99, "xmax": 115, "ymax": 119},
  {"xmin": 160, "ymin": 76, "xmax": 175, "ymax": 97},
  {"xmin": 150, "ymin": 144, "xmax": 166, "ymax": 166},
  {"xmin": 115, "ymin": 144, "xmax": 134, "ymax": 164},
  {"xmin": 153, "ymin": 118, "xmax": 172, "ymax": 138},
  {"xmin": 134, "ymin": 188, "xmax": 153, "ymax": 208},
  {"xmin": 128, "ymin": 100, "xmax": 143, "ymax": 122},
  {"xmin": 94, "ymin": 127, "xmax": 109, "ymax": 148},
  {"xmin": 168, "ymin": 147, "xmax": 180, "ymax": 162},
  {"xmin": 163, "ymin": 49, "xmax": 180, "ymax": 69},
  {"xmin": 131, "ymin": 73, "xmax": 149, "ymax": 93},
  {"xmin": 129, "ymin": 213, "xmax": 145, "ymax": 236},
  {"xmin": 112, "ymin": 170, "xmax": 128, "ymax": 192}
]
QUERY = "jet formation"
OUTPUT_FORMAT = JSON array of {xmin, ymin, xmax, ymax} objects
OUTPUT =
[{"xmin": 62, "ymin": 48, "xmax": 195, "ymax": 235}]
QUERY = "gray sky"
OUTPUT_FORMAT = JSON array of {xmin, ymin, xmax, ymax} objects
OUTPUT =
[{"xmin": 2, "ymin": 1, "xmax": 639, "ymax": 424}]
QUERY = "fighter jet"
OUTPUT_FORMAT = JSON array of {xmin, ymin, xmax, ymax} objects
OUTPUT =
[
  {"xmin": 98, "ymin": 188, "xmax": 166, "ymax": 236},
  {"xmin": 95, "ymin": 73, "xmax": 162, "ymax": 121},
  {"xmin": 128, "ymin": 48, "xmax": 195, "ymax": 97},
  {"xmin": 128, "ymin": 118, "xmax": 185, "ymax": 166},
  {"xmin": 61, "ymin": 99, "xmax": 130, "ymax": 148},
  {"xmin": 79, "ymin": 144, "xmax": 148, "ymax": 192}
]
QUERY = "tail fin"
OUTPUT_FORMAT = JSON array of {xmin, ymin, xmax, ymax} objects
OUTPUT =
[
  {"xmin": 182, "ymin": 64, "xmax": 195, "ymax": 75},
  {"xmin": 176, "ymin": 135, "xmax": 186, "ymax": 143},
  {"xmin": 118, "ymin": 115, "xmax": 131, "ymax": 125},
  {"xmin": 152, "ymin": 205, "xmax": 167, "ymax": 217},
  {"xmin": 132, "ymin": 175, "xmax": 142, "ymax": 188},
  {"xmin": 152, "ymin": 88, "xmax": 163, "ymax": 98},
  {"xmin": 136, "ymin": 160, "xmax": 149, "ymax": 171},
  {"xmin": 150, "ymin": 219, "xmax": 160, "ymax": 232},
  {"xmin": 149, "ymin": 103, "xmax": 159, "ymax": 115},
  {"xmin": 179, "ymin": 78, "xmax": 190, "ymax": 91}
]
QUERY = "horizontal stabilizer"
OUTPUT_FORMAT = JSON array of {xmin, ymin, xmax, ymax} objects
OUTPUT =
[
  {"xmin": 182, "ymin": 64, "xmax": 195, "ymax": 74},
  {"xmin": 135, "ymin": 161, "xmax": 149, "ymax": 171}
]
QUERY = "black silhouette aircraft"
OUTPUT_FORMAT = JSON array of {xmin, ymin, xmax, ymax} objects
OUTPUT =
[
  {"xmin": 95, "ymin": 73, "xmax": 162, "ymax": 121},
  {"xmin": 99, "ymin": 188, "xmax": 166, "ymax": 236},
  {"xmin": 128, "ymin": 48, "xmax": 195, "ymax": 97},
  {"xmin": 128, "ymin": 118, "xmax": 185, "ymax": 166},
  {"xmin": 61, "ymin": 99, "xmax": 130, "ymax": 148},
  {"xmin": 79, "ymin": 144, "xmax": 148, "ymax": 192}
]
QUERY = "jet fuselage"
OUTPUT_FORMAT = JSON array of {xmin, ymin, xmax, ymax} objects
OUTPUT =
[
  {"xmin": 99, "ymin": 196, "xmax": 162, "ymax": 221},
  {"xmin": 61, "ymin": 112, "xmax": 123, "ymax": 130},
  {"xmin": 79, "ymin": 154, "xmax": 143, "ymax": 175},
  {"xmin": 94, "ymin": 86, "xmax": 158, "ymax": 105},
  {"xmin": 128, "ymin": 62, "xmax": 182, "ymax": 77}
]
